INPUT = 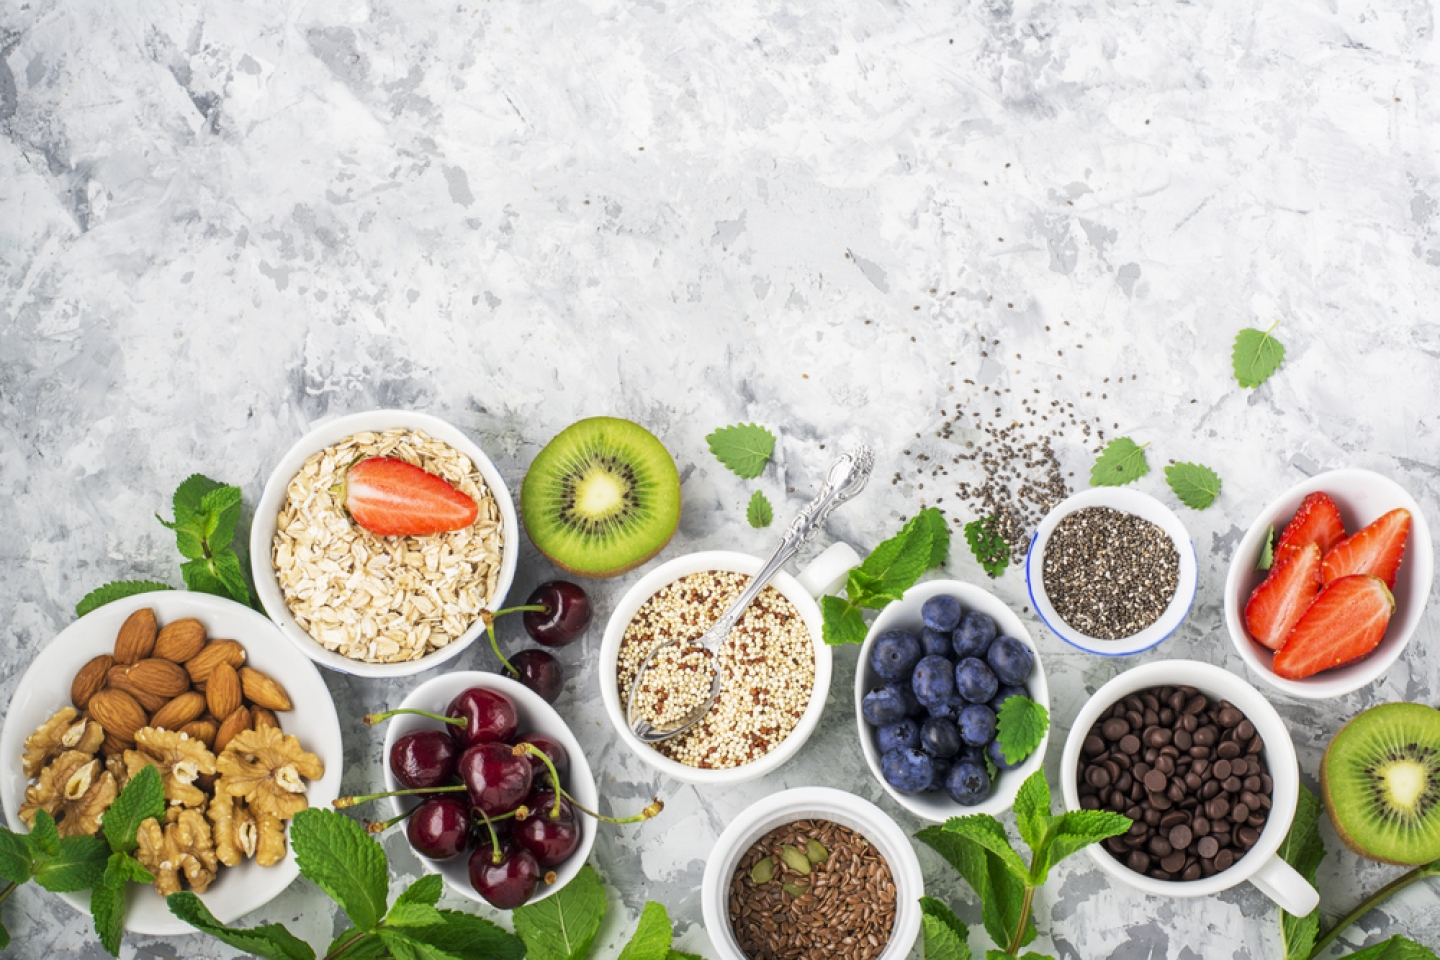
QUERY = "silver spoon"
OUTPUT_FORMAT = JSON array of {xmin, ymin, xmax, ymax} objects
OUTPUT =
[{"xmin": 625, "ymin": 446, "xmax": 875, "ymax": 743}]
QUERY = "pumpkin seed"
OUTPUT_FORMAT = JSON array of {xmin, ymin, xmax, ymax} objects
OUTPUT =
[{"xmin": 780, "ymin": 844, "xmax": 812, "ymax": 876}]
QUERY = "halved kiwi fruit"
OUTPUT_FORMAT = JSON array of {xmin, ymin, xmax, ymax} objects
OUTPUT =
[
  {"xmin": 1321, "ymin": 701, "xmax": 1440, "ymax": 865},
  {"xmin": 521, "ymin": 417, "xmax": 681, "ymax": 578}
]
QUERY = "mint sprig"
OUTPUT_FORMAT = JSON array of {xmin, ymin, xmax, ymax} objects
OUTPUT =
[
  {"xmin": 513, "ymin": 864, "xmax": 698, "ymax": 960},
  {"xmin": 822, "ymin": 507, "xmax": 949, "ymax": 645}
]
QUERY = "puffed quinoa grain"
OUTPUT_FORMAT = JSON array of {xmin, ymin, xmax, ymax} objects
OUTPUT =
[{"xmin": 616, "ymin": 571, "xmax": 814, "ymax": 769}]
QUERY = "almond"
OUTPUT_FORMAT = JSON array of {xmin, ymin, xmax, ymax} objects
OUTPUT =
[
  {"xmin": 108, "ymin": 665, "xmax": 170, "ymax": 713},
  {"xmin": 71, "ymin": 654, "xmax": 113, "ymax": 710},
  {"xmin": 214, "ymin": 706, "xmax": 251, "ymax": 754},
  {"xmin": 152, "ymin": 618, "xmax": 207, "ymax": 663},
  {"xmin": 179, "ymin": 719, "xmax": 218, "ymax": 750},
  {"xmin": 239, "ymin": 667, "xmax": 292, "ymax": 712},
  {"xmin": 206, "ymin": 663, "xmax": 243, "ymax": 720},
  {"xmin": 127, "ymin": 659, "xmax": 191, "ymax": 699},
  {"xmin": 88, "ymin": 689, "xmax": 148, "ymax": 742},
  {"xmin": 185, "ymin": 640, "xmax": 247, "ymax": 685},
  {"xmin": 252, "ymin": 707, "xmax": 281, "ymax": 732},
  {"xmin": 114, "ymin": 607, "xmax": 158, "ymax": 664},
  {"xmin": 149, "ymin": 692, "xmax": 206, "ymax": 731},
  {"xmin": 100, "ymin": 732, "xmax": 130, "ymax": 758}
]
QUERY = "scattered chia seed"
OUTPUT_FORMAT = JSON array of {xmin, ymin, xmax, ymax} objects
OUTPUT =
[{"xmin": 1042, "ymin": 507, "xmax": 1179, "ymax": 639}]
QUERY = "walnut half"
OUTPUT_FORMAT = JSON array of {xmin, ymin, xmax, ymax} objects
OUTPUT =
[
  {"xmin": 135, "ymin": 810, "xmax": 218, "ymax": 896},
  {"xmin": 216, "ymin": 727, "xmax": 323, "ymax": 820},
  {"xmin": 20, "ymin": 751, "xmax": 118, "ymax": 837},
  {"xmin": 24, "ymin": 708, "xmax": 104, "ymax": 778},
  {"xmin": 124, "ymin": 727, "xmax": 218, "ymax": 809}
]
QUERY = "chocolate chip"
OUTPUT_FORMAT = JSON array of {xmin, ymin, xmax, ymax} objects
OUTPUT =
[
  {"xmin": 1084, "ymin": 735, "xmax": 1107, "ymax": 756},
  {"xmin": 1197, "ymin": 836, "xmax": 1219, "ymax": 858},
  {"xmin": 1120, "ymin": 734, "xmax": 1141, "ymax": 755},
  {"xmin": 1144, "ymin": 769, "xmax": 1167, "ymax": 792},
  {"xmin": 1235, "ymin": 719, "xmax": 1255, "ymax": 740},
  {"xmin": 1088, "ymin": 766, "xmax": 1112, "ymax": 789},
  {"xmin": 1181, "ymin": 863, "xmax": 1202, "ymax": 881},
  {"xmin": 1127, "ymin": 850, "xmax": 1151, "ymax": 873},
  {"xmin": 1102, "ymin": 718, "xmax": 1130, "ymax": 740},
  {"xmin": 1161, "ymin": 852, "xmax": 1187, "ymax": 874},
  {"xmin": 1169, "ymin": 824, "xmax": 1193, "ymax": 849}
]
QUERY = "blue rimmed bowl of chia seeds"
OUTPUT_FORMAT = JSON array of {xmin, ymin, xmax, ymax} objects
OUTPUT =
[{"xmin": 1025, "ymin": 488, "xmax": 1198, "ymax": 656}]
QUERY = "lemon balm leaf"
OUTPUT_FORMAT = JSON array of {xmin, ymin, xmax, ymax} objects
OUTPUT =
[
  {"xmin": 706, "ymin": 424, "xmax": 775, "ymax": 479},
  {"xmin": 996, "ymin": 697, "xmax": 1049, "ymax": 766},
  {"xmin": 1233, "ymin": 322, "xmax": 1286, "ymax": 388},
  {"xmin": 746, "ymin": 490, "xmax": 773, "ymax": 528},
  {"xmin": 964, "ymin": 517, "xmax": 1009, "ymax": 578},
  {"xmin": 1165, "ymin": 462, "xmax": 1222, "ymax": 510},
  {"xmin": 1090, "ymin": 438, "xmax": 1149, "ymax": 487}
]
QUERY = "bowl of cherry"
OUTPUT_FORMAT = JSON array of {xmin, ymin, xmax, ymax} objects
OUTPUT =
[{"xmin": 358, "ymin": 672, "xmax": 622, "ymax": 909}]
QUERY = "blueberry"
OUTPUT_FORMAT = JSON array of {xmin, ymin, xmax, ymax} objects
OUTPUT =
[
  {"xmin": 989, "ymin": 684, "xmax": 1029, "ymax": 714},
  {"xmin": 920, "ymin": 717, "xmax": 962, "ymax": 759},
  {"xmin": 921, "ymin": 595, "xmax": 963, "ymax": 633},
  {"xmin": 881, "ymin": 747, "xmax": 935, "ymax": 794},
  {"xmin": 946, "ymin": 759, "xmax": 992, "ymax": 805},
  {"xmin": 953, "ymin": 611, "xmax": 998, "ymax": 659},
  {"xmin": 926, "ymin": 696, "xmax": 965, "ymax": 721},
  {"xmin": 877, "ymin": 719, "xmax": 920, "ymax": 754},
  {"xmin": 862, "ymin": 686, "xmax": 908, "ymax": 727},
  {"xmin": 955, "ymin": 657, "xmax": 999, "ymax": 704},
  {"xmin": 958, "ymin": 704, "xmax": 997, "ymax": 746},
  {"xmin": 886, "ymin": 680, "xmax": 926, "ymax": 717},
  {"xmin": 987, "ymin": 636, "xmax": 1035, "ymax": 685},
  {"xmin": 869, "ymin": 630, "xmax": 923, "ymax": 681},
  {"xmin": 928, "ymin": 755, "xmax": 954, "ymax": 791},
  {"xmin": 919, "ymin": 627, "xmax": 953, "ymax": 658},
  {"xmin": 911, "ymin": 655, "xmax": 957, "ymax": 707},
  {"xmin": 987, "ymin": 737, "xmax": 1024, "ymax": 771}
]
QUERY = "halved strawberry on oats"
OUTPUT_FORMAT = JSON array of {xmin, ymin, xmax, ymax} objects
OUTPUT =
[
  {"xmin": 1244, "ymin": 542, "xmax": 1322, "ymax": 650},
  {"xmin": 335, "ymin": 457, "xmax": 478, "ymax": 537},
  {"xmin": 1276, "ymin": 491, "xmax": 1347, "ymax": 556},
  {"xmin": 1271, "ymin": 575, "xmax": 1394, "ymax": 680},
  {"xmin": 1320, "ymin": 508, "xmax": 1411, "ymax": 590}
]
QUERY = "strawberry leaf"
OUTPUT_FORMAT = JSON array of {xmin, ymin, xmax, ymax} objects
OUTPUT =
[
  {"xmin": 76, "ymin": 581, "xmax": 173, "ymax": 618},
  {"xmin": 746, "ymin": 490, "xmax": 773, "ymax": 528},
  {"xmin": 706, "ymin": 424, "xmax": 775, "ymax": 479},
  {"xmin": 1233, "ymin": 322, "xmax": 1286, "ymax": 388},
  {"xmin": 1090, "ymin": 437, "xmax": 1149, "ymax": 487},
  {"xmin": 1165, "ymin": 462, "xmax": 1222, "ymax": 510}
]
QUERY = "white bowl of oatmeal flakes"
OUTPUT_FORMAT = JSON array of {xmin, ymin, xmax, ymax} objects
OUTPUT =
[
  {"xmin": 251, "ymin": 410, "xmax": 517, "ymax": 678},
  {"xmin": 598, "ymin": 544, "xmax": 859, "ymax": 786}
]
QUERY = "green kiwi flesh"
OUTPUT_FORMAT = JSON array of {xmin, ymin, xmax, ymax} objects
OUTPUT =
[
  {"xmin": 521, "ymin": 417, "xmax": 681, "ymax": 578},
  {"xmin": 1321, "ymin": 701, "xmax": 1440, "ymax": 865}
]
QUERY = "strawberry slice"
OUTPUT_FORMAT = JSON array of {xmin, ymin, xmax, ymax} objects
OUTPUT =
[
  {"xmin": 338, "ymin": 457, "xmax": 478, "ymax": 536},
  {"xmin": 1320, "ymin": 508, "xmax": 1411, "ymax": 590},
  {"xmin": 1271, "ymin": 575, "xmax": 1394, "ymax": 680},
  {"xmin": 1276, "ymin": 492, "xmax": 1347, "ymax": 556},
  {"xmin": 1244, "ymin": 542, "xmax": 1322, "ymax": 650}
]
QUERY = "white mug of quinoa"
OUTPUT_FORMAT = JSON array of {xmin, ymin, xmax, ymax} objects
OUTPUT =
[{"xmin": 597, "ymin": 543, "xmax": 859, "ymax": 786}]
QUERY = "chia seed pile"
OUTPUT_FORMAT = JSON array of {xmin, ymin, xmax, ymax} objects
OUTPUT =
[{"xmin": 1042, "ymin": 507, "xmax": 1180, "ymax": 639}]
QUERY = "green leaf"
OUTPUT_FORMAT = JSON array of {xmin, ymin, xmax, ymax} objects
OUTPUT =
[
  {"xmin": 746, "ymin": 490, "xmax": 773, "ymax": 528},
  {"xmin": 964, "ymin": 517, "xmax": 1008, "ymax": 578},
  {"xmin": 211, "ymin": 549, "xmax": 253, "ymax": 605},
  {"xmin": 92, "ymin": 853, "xmax": 136, "ymax": 957},
  {"xmin": 167, "ymin": 892, "xmax": 317, "ymax": 960},
  {"xmin": 668, "ymin": 953, "xmax": 703, "ymax": 960},
  {"xmin": 378, "ymin": 928, "xmax": 467, "ymax": 960},
  {"xmin": 0, "ymin": 917, "xmax": 8, "ymax": 951},
  {"xmin": 821, "ymin": 595, "xmax": 868, "ymax": 646},
  {"xmin": 385, "ymin": 902, "xmax": 445, "ymax": 929},
  {"xmin": 75, "ymin": 580, "xmax": 174, "ymax": 618},
  {"xmin": 1343, "ymin": 936, "xmax": 1440, "ymax": 960},
  {"xmin": 1233, "ymin": 322, "xmax": 1286, "ymax": 388},
  {"xmin": 405, "ymin": 910, "xmax": 526, "ymax": 960},
  {"xmin": 0, "ymin": 829, "xmax": 33, "ymax": 884},
  {"xmin": 920, "ymin": 897, "xmax": 970, "ymax": 960},
  {"xmin": 941, "ymin": 815, "xmax": 1030, "ymax": 881},
  {"xmin": 1279, "ymin": 786, "xmax": 1325, "ymax": 960},
  {"xmin": 916, "ymin": 826, "xmax": 1034, "ymax": 950},
  {"xmin": 1257, "ymin": 524, "xmax": 1275, "ymax": 572},
  {"xmin": 988, "ymin": 953, "xmax": 1054, "ymax": 960},
  {"xmin": 1090, "ymin": 437, "xmax": 1150, "ymax": 487},
  {"xmin": 181, "ymin": 557, "xmax": 229, "ymax": 597},
  {"xmin": 513, "ymin": 861, "xmax": 607, "ymax": 960},
  {"xmin": 291, "ymin": 808, "xmax": 389, "ymax": 932},
  {"xmin": 919, "ymin": 506, "xmax": 951, "ymax": 567},
  {"xmin": 200, "ymin": 484, "xmax": 243, "ymax": 549},
  {"xmin": 104, "ymin": 764, "xmax": 164, "ymax": 854},
  {"xmin": 846, "ymin": 567, "xmax": 902, "ymax": 609},
  {"xmin": 858, "ymin": 509, "xmax": 939, "ymax": 601},
  {"xmin": 34, "ymin": 834, "xmax": 109, "ymax": 892},
  {"xmin": 326, "ymin": 931, "xmax": 388, "ymax": 960},
  {"xmin": 1043, "ymin": 810, "xmax": 1132, "ymax": 874},
  {"xmin": 707, "ymin": 423, "xmax": 776, "ymax": 479},
  {"xmin": 1165, "ymin": 462, "xmax": 1222, "ymax": 510},
  {"xmin": 394, "ymin": 873, "xmax": 444, "ymax": 909},
  {"xmin": 172, "ymin": 474, "xmax": 224, "ymax": 522},
  {"xmin": 996, "ymin": 697, "xmax": 1049, "ymax": 767},
  {"xmin": 618, "ymin": 902, "xmax": 674, "ymax": 960},
  {"xmin": 29, "ymin": 808, "xmax": 59, "ymax": 857},
  {"xmin": 1011, "ymin": 769, "xmax": 1055, "ymax": 858}
]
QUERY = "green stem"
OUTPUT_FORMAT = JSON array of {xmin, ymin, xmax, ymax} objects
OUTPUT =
[
  {"xmin": 322, "ymin": 928, "xmax": 372, "ymax": 960},
  {"xmin": 485, "ymin": 618, "xmax": 518, "ymax": 679},
  {"xmin": 0, "ymin": 881, "xmax": 17, "ymax": 910},
  {"xmin": 333, "ymin": 785, "xmax": 466, "ymax": 808},
  {"xmin": 1307, "ymin": 862, "xmax": 1439, "ymax": 959},
  {"xmin": 361, "ymin": 707, "xmax": 465, "ymax": 728},
  {"xmin": 492, "ymin": 604, "xmax": 549, "ymax": 618},
  {"xmin": 475, "ymin": 807, "xmax": 504, "ymax": 865},
  {"xmin": 1005, "ymin": 883, "xmax": 1037, "ymax": 956}
]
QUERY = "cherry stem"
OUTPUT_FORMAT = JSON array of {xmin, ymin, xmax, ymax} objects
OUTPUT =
[
  {"xmin": 475, "ymin": 806, "xmax": 504, "ymax": 865},
  {"xmin": 491, "ymin": 604, "xmax": 550, "ymax": 618},
  {"xmin": 559, "ymin": 791, "xmax": 664, "ymax": 825},
  {"xmin": 483, "ymin": 618, "xmax": 519, "ymax": 679},
  {"xmin": 333, "ymin": 784, "xmax": 466, "ymax": 808},
  {"xmin": 513, "ymin": 744, "xmax": 565, "ymax": 819},
  {"xmin": 363, "ymin": 807, "xmax": 416, "ymax": 834},
  {"xmin": 361, "ymin": 707, "xmax": 465, "ymax": 729}
]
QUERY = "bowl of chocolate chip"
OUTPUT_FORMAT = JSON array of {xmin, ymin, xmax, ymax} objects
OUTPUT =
[{"xmin": 1060, "ymin": 660, "xmax": 1318, "ymax": 916}]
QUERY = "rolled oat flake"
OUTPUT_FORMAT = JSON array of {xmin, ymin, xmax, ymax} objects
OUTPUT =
[{"xmin": 1042, "ymin": 506, "xmax": 1179, "ymax": 639}]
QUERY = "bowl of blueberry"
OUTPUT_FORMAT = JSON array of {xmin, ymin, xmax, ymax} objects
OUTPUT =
[{"xmin": 855, "ymin": 580, "xmax": 1050, "ymax": 820}]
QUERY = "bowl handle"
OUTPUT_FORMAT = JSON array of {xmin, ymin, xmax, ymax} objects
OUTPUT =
[
  {"xmin": 1248, "ymin": 854, "xmax": 1320, "ymax": 917},
  {"xmin": 795, "ymin": 542, "xmax": 861, "ymax": 598}
]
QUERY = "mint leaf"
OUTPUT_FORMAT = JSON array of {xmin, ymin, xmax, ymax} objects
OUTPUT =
[
  {"xmin": 91, "ymin": 853, "xmax": 134, "ymax": 957},
  {"xmin": 1233, "ymin": 322, "xmax": 1285, "ymax": 388},
  {"xmin": 326, "ymin": 932, "xmax": 387, "ymax": 960},
  {"xmin": 405, "ymin": 910, "xmax": 525, "ymax": 960},
  {"xmin": 385, "ymin": 902, "xmax": 444, "ymax": 929},
  {"xmin": 668, "ymin": 953, "xmax": 703, "ymax": 960},
  {"xmin": 987, "ymin": 953, "xmax": 1053, "ymax": 960},
  {"xmin": 917, "ymin": 826, "xmax": 1034, "ymax": 951},
  {"xmin": 940, "ymin": 815, "xmax": 1029, "ymax": 881},
  {"xmin": 964, "ymin": 517, "xmax": 1009, "ymax": 578},
  {"xmin": 707, "ymin": 423, "xmax": 775, "ymax": 479},
  {"xmin": 104, "ymin": 764, "xmax": 163, "ymax": 854},
  {"xmin": 378, "ymin": 928, "xmax": 465, "ymax": 960},
  {"xmin": 1090, "ymin": 438, "xmax": 1149, "ymax": 487},
  {"xmin": 746, "ymin": 490, "xmax": 773, "ymax": 528},
  {"xmin": 858, "ymin": 508, "xmax": 939, "ymax": 603},
  {"xmin": 75, "ymin": 580, "xmax": 173, "ymax": 618},
  {"xmin": 846, "ymin": 567, "xmax": 902, "ymax": 608},
  {"xmin": 919, "ymin": 506, "xmax": 951, "ymax": 567},
  {"xmin": 0, "ymin": 829, "xmax": 33, "ymax": 884},
  {"xmin": 618, "ymin": 902, "xmax": 673, "ymax": 960},
  {"xmin": 211, "ymin": 549, "xmax": 253, "ymax": 605},
  {"xmin": 920, "ymin": 896, "xmax": 970, "ymax": 960},
  {"xmin": 1165, "ymin": 462, "xmax": 1221, "ymax": 510},
  {"xmin": 291, "ymin": 808, "xmax": 388, "ymax": 932},
  {"xmin": 996, "ymin": 697, "xmax": 1049, "ymax": 766},
  {"xmin": 394, "ymin": 873, "xmax": 444, "ymax": 909},
  {"xmin": 167, "ymin": 892, "xmax": 316, "ymax": 960},
  {"xmin": 513, "ymin": 862, "xmax": 606, "ymax": 960},
  {"xmin": 34, "ymin": 834, "xmax": 109, "ymax": 892},
  {"xmin": 821, "ymin": 595, "xmax": 868, "ymax": 646},
  {"xmin": 1042, "ymin": 809, "xmax": 1132, "ymax": 874},
  {"xmin": 29, "ymin": 808, "xmax": 59, "ymax": 856},
  {"xmin": 1343, "ymin": 937, "xmax": 1440, "ymax": 960},
  {"xmin": 181, "ymin": 557, "xmax": 229, "ymax": 597},
  {"xmin": 172, "ymin": 474, "xmax": 224, "ymax": 522},
  {"xmin": 1257, "ymin": 524, "xmax": 1275, "ymax": 572},
  {"xmin": 1279, "ymin": 786, "xmax": 1325, "ymax": 960},
  {"xmin": 0, "ymin": 918, "xmax": 8, "ymax": 950},
  {"xmin": 200, "ymin": 484, "xmax": 243, "ymax": 548},
  {"xmin": 1011, "ymin": 769, "xmax": 1055, "ymax": 858}
]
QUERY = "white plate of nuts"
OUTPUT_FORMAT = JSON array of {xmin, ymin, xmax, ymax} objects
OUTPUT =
[{"xmin": 0, "ymin": 592, "xmax": 343, "ymax": 935}]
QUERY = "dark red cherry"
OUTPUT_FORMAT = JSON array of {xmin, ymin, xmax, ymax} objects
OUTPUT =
[
  {"xmin": 406, "ymin": 796, "xmax": 470, "ymax": 860},
  {"xmin": 446, "ymin": 687, "xmax": 518, "ymax": 746},
  {"xmin": 511, "ymin": 649, "xmax": 564, "ymax": 704},
  {"xmin": 522, "ymin": 581, "xmax": 592, "ymax": 648},
  {"xmin": 458, "ymin": 742, "xmax": 533, "ymax": 817},
  {"xmin": 389, "ymin": 730, "xmax": 459, "ymax": 790},
  {"xmin": 515, "ymin": 732, "xmax": 569, "ymax": 790},
  {"xmin": 469, "ymin": 841, "xmax": 542, "ymax": 909},
  {"xmin": 515, "ymin": 792, "xmax": 581, "ymax": 868}
]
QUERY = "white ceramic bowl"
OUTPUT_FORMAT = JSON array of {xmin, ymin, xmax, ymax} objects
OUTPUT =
[
  {"xmin": 598, "ymin": 545, "xmax": 858, "ymax": 786},
  {"xmin": 382, "ymin": 671, "xmax": 598, "ymax": 906},
  {"xmin": 700, "ymin": 786, "xmax": 924, "ymax": 960},
  {"xmin": 0, "ymin": 592, "xmax": 343, "ymax": 935},
  {"xmin": 250, "ymin": 409, "xmax": 519, "ymax": 678},
  {"xmin": 1223, "ymin": 468, "xmax": 1434, "ymax": 699},
  {"xmin": 1026, "ymin": 487, "xmax": 1199, "ymax": 656},
  {"xmin": 855, "ymin": 579, "xmax": 1050, "ymax": 820},
  {"xmin": 1059, "ymin": 660, "xmax": 1319, "ymax": 917}
]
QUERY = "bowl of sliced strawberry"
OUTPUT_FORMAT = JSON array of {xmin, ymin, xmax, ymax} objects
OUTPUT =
[{"xmin": 1224, "ymin": 469, "xmax": 1433, "ymax": 699}]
